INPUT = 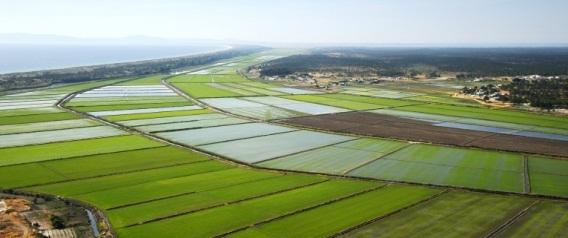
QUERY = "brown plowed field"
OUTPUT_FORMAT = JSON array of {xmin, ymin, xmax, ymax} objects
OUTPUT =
[{"xmin": 280, "ymin": 112, "xmax": 568, "ymax": 158}]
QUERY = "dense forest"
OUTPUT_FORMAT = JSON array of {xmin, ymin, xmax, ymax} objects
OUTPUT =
[
  {"xmin": 256, "ymin": 48, "xmax": 568, "ymax": 77},
  {"xmin": 0, "ymin": 46, "xmax": 265, "ymax": 91},
  {"xmin": 504, "ymin": 78, "xmax": 568, "ymax": 109}
]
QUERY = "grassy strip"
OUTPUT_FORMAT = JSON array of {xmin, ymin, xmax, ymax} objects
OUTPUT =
[
  {"xmin": 107, "ymin": 174, "xmax": 326, "ymax": 228},
  {"xmin": 104, "ymin": 109, "xmax": 211, "ymax": 121},
  {"xmin": 116, "ymin": 180, "xmax": 381, "ymax": 238},
  {"xmin": 26, "ymin": 161, "xmax": 231, "ymax": 196},
  {"xmin": 229, "ymin": 185, "xmax": 439, "ymax": 238},
  {"xmin": 69, "ymin": 101, "xmax": 193, "ymax": 112},
  {"xmin": 339, "ymin": 191, "xmax": 534, "ymax": 238},
  {"xmin": 0, "ymin": 135, "xmax": 163, "ymax": 167},
  {"xmin": 0, "ymin": 112, "xmax": 79, "ymax": 125}
]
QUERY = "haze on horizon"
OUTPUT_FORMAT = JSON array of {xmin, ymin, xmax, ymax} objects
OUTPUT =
[{"xmin": 1, "ymin": 0, "xmax": 567, "ymax": 46}]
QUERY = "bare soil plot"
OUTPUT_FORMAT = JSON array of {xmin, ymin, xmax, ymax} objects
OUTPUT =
[{"xmin": 280, "ymin": 112, "xmax": 568, "ymax": 157}]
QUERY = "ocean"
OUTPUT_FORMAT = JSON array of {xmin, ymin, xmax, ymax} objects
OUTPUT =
[{"xmin": 0, "ymin": 44, "xmax": 226, "ymax": 74}]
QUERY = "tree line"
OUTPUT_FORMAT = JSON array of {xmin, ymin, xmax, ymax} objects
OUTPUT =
[{"xmin": 503, "ymin": 78, "xmax": 568, "ymax": 109}]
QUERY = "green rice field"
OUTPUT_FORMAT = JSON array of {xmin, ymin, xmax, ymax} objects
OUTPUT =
[{"xmin": 1, "ymin": 51, "xmax": 567, "ymax": 238}]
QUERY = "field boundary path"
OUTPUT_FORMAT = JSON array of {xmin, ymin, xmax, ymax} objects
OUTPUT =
[
  {"xmin": 523, "ymin": 156, "xmax": 531, "ymax": 194},
  {"xmin": 483, "ymin": 200, "xmax": 540, "ymax": 238}
]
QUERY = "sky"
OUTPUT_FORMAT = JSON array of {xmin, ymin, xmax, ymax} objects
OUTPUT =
[{"xmin": 0, "ymin": 0, "xmax": 567, "ymax": 46}]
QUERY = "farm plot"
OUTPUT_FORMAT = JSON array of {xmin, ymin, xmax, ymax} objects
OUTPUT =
[
  {"xmin": 343, "ymin": 88, "xmax": 422, "ymax": 99},
  {"xmin": 118, "ymin": 113, "xmax": 228, "ymax": 126},
  {"xmin": 200, "ymin": 130, "xmax": 354, "ymax": 163},
  {"xmin": 224, "ymin": 83, "xmax": 283, "ymax": 96},
  {"xmin": 372, "ymin": 109, "xmax": 568, "ymax": 136},
  {"xmin": 89, "ymin": 105, "xmax": 201, "ymax": 117},
  {"xmin": 74, "ymin": 168, "xmax": 282, "ymax": 209},
  {"xmin": 104, "ymin": 109, "xmax": 211, "ymax": 121},
  {"xmin": 348, "ymin": 144, "xmax": 525, "ymax": 193},
  {"xmin": 395, "ymin": 103, "xmax": 568, "ymax": 130},
  {"xmin": 76, "ymin": 85, "xmax": 177, "ymax": 98},
  {"xmin": 107, "ymin": 174, "xmax": 326, "ymax": 228},
  {"xmin": 319, "ymin": 93, "xmax": 420, "ymax": 108},
  {"xmin": 0, "ymin": 107, "xmax": 61, "ymax": 117},
  {"xmin": 0, "ymin": 126, "xmax": 127, "ymax": 148},
  {"xmin": 135, "ymin": 117, "xmax": 249, "ymax": 133},
  {"xmin": 496, "ymin": 201, "xmax": 568, "ymax": 237},
  {"xmin": 0, "ymin": 146, "xmax": 209, "ymax": 189},
  {"xmin": 271, "ymin": 87, "xmax": 322, "ymax": 95},
  {"xmin": 281, "ymin": 111, "xmax": 568, "ymax": 157},
  {"xmin": 70, "ymin": 101, "xmax": 193, "ymax": 113},
  {"xmin": 0, "ymin": 119, "xmax": 98, "ymax": 135},
  {"xmin": 173, "ymin": 83, "xmax": 242, "ymax": 98},
  {"xmin": 208, "ymin": 83, "xmax": 259, "ymax": 96},
  {"xmin": 0, "ymin": 163, "xmax": 69, "ymax": 188},
  {"xmin": 244, "ymin": 96, "xmax": 349, "ymax": 115},
  {"xmin": 66, "ymin": 96, "xmax": 187, "ymax": 107},
  {"xmin": 0, "ymin": 112, "xmax": 80, "ymax": 125},
  {"xmin": 116, "ymin": 75, "xmax": 165, "ymax": 86},
  {"xmin": 0, "ymin": 135, "xmax": 163, "ymax": 166},
  {"xmin": 201, "ymin": 98, "xmax": 302, "ymax": 120},
  {"xmin": 0, "ymin": 99, "xmax": 59, "ymax": 110},
  {"xmin": 116, "ymin": 180, "xmax": 380, "ymax": 238},
  {"xmin": 40, "ymin": 146, "xmax": 209, "ymax": 178},
  {"xmin": 157, "ymin": 122, "xmax": 296, "ymax": 146},
  {"xmin": 528, "ymin": 156, "xmax": 568, "ymax": 197},
  {"xmin": 169, "ymin": 74, "xmax": 248, "ymax": 83},
  {"xmin": 340, "ymin": 191, "xmax": 534, "ymax": 238},
  {"xmin": 230, "ymin": 185, "xmax": 439, "ymax": 238},
  {"xmin": 258, "ymin": 138, "xmax": 407, "ymax": 174},
  {"xmin": 283, "ymin": 95, "xmax": 385, "ymax": 110},
  {"xmin": 28, "ymin": 161, "xmax": 231, "ymax": 196}
]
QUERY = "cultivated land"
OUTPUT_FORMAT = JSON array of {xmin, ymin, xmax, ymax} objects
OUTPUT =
[{"xmin": 1, "ymin": 49, "xmax": 568, "ymax": 237}]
